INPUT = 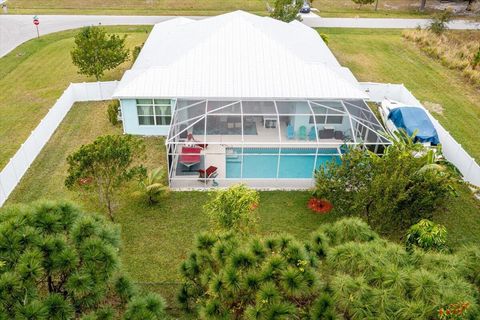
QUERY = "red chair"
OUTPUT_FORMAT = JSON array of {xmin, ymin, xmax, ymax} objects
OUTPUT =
[{"xmin": 198, "ymin": 166, "xmax": 218, "ymax": 180}]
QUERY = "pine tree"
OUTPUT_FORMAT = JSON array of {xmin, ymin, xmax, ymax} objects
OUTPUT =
[
  {"xmin": 0, "ymin": 201, "xmax": 165, "ymax": 319},
  {"xmin": 178, "ymin": 231, "xmax": 337, "ymax": 319}
]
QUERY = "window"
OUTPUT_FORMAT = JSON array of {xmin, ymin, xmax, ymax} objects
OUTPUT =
[
  {"xmin": 309, "ymin": 115, "xmax": 326, "ymax": 124},
  {"xmin": 136, "ymin": 99, "xmax": 172, "ymax": 126},
  {"xmin": 326, "ymin": 116, "xmax": 343, "ymax": 124}
]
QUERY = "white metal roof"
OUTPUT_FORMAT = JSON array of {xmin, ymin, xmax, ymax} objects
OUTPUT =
[{"xmin": 113, "ymin": 11, "xmax": 367, "ymax": 100}]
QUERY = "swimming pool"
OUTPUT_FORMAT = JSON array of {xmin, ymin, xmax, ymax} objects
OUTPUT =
[{"xmin": 226, "ymin": 148, "xmax": 341, "ymax": 179}]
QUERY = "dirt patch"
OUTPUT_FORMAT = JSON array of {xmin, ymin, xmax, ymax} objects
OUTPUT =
[{"xmin": 423, "ymin": 101, "xmax": 444, "ymax": 115}]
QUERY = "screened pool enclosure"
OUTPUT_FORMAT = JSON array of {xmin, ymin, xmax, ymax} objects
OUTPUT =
[{"xmin": 166, "ymin": 99, "xmax": 390, "ymax": 189}]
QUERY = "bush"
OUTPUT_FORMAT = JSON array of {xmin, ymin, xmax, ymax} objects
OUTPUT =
[
  {"xmin": 306, "ymin": 218, "xmax": 480, "ymax": 319},
  {"xmin": 180, "ymin": 218, "xmax": 480, "ymax": 319},
  {"xmin": 107, "ymin": 100, "xmax": 120, "ymax": 126},
  {"xmin": 429, "ymin": 9, "xmax": 453, "ymax": 35},
  {"xmin": 320, "ymin": 33, "xmax": 329, "ymax": 44},
  {"xmin": 0, "ymin": 201, "xmax": 165, "ymax": 319},
  {"xmin": 351, "ymin": 0, "xmax": 375, "ymax": 8},
  {"xmin": 203, "ymin": 184, "xmax": 260, "ymax": 235},
  {"xmin": 138, "ymin": 167, "xmax": 169, "ymax": 205},
  {"xmin": 314, "ymin": 138, "xmax": 457, "ymax": 233},
  {"xmin": 406, "ymin": 219, "xmax": 448, "ymax": 252},
  {"xmin": 132, "ymin": 43, "xmax": 144, "ymax": 62},
  {"xmin": 178, "ymin": 232, "xmax": 337, "ymax": 319}
]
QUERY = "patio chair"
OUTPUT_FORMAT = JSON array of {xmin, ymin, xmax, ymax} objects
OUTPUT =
[
  {"xmin": 319, "ymin": 128, "xmax": 335, "ymax": 139},
  {"xmin": 179, "ymin": 147, "xmax": 202, "ymax": 171},
  {"xmin": 198, "ymin": 166, "xmax": 218, "ymax": 182},
  {"xmin": 286, "ymin": 124, "xmax": 295, "ymax": 139},
  {"xmin": 308, "ymin": 127, "xmax": 316, "ymax": 141},
  {"xmin": 298, "ymin": 125, "xmax": 307, "ymax": 140},
  {"xmin": 334, "ymin": 130, "xmax": 344, "ymax": 140}
]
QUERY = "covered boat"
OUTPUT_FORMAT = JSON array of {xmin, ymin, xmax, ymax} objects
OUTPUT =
[{"xmin": 388, "ymin": 107, "xmax": 440, "ymax": 145}]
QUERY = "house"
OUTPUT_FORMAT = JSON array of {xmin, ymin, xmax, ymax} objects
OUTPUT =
[{"xmin": 112, "ymin": 11, "xmax": 389, "ymax": 189}]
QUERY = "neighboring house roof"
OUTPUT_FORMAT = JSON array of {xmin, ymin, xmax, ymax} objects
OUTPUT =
[{"xmin": 113, "ymin": 11, "xmax": 367, "ymax": 100}]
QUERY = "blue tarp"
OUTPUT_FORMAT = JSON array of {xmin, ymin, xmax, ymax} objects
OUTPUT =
[{"xmin": 388, "ymin": 107, "xmax": 440, "ymax": 145}]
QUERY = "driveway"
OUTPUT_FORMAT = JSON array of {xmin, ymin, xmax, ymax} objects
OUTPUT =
[{"xmin": 1, "ymin": 13, "xmax": 480, "ymax": 58}]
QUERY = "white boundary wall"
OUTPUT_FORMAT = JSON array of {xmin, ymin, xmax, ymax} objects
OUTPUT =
[
  {"xmin": 0, "ymin": 81, "xmax": 118, "ymax": 207},
  {"xmin": 360, "ymin": 82, "xmax": 480, "ymax": 187}
]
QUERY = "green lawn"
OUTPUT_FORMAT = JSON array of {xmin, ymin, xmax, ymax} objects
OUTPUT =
[
  {"xmin": 5, "ymin": 0, "xmax": 266, "ymax": 15},
  {"xmin": 5, "ymin": 0, "xmax": 439, "ymax": 18},
  {"xmin": 3, "ymin": 27, "xmax": 480, "ymax": 315},
  {"xmin": 320, "ymin": 28, "xmax": 480, "ymax": 161},
  {"xmin": 0, "ymin": 26, "xmax": 150, "ymax": 170},
  {"xmin": 6, "ymin": 101, "xmax": 480, "ymax": 313}
]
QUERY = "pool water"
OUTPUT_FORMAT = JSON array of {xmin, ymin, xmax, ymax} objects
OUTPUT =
[{"xmin": 226, "ymin": 148, "xmax": 341, "ymax": 179}]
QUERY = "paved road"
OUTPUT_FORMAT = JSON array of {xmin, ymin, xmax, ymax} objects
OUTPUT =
[
  {"xmin": 1, "ymin": 14, "xmax": 480, "ymax": 58},
  {"xmin": 0, "ymin": 15, "xmax": 204, "ymax": 57},
  {"xmin": 302, "ymin": 15, "xmax": 480, "ymax": 29}
]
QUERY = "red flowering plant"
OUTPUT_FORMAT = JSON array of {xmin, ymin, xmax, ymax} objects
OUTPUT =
[
  {"xmin": 308, "ymin": 197, "xmax": 333, "ymax": 214},
  {"xmin": 438, "ymin": 302, "xmax": 470, "ymax": 320}
]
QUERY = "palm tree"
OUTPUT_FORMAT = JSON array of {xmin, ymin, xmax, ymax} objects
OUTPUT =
[{"xmin": 140, "ymin": 167, "xmax": 169, "ymax": 205}]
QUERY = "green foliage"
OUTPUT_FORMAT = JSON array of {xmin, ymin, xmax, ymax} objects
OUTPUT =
[
  {"xmin": 406, "ymin": 219, "xmax": 448, "ymax": 252},
  {"xmin": 65, "ymin": 135, "xmax": 146, "ymax": 220},
  {"xmin": 269, "ymin": 0, "xmax": 302, "ymax": 22},
  {"xmin": 132, "ymin": 43, "xmax": 144, "ymax": 62},
  {"xmin": 320, "ymin": 33, "xmax": 329, "ymax": 44},
  {"xmin": 123, "ymin": 293, "xmax": 166, "ymax": 320},
  {"xmin": 203, "ymin": 184, "xmax": 260, "ymax": 235},
  {"xmin": 71, "ymin": 26, "xmax": 129, "ymax": 80},
  {"xmin": 428, "ymin": 9, "xmax": 453, "ymax": 35},
  {"xmin": 306, "ymin": 218, "xmax": 480, "ymax": 319},
  {"xmin": 107, "ymin": 100, "xmax": 120, "ymax": 126},
  {"xmin": 138, "ymin": 167, "xmax": 169, "ymax": 205},
  {"xmin": 351, "ymin": 0, "xmax": 375, "ymax": 8},
  {"xmin": 471, "ymin": 46, "xmax": 480, "ymax": 69},
  {"xmin": 314, "ymin": 134, "xmax": 457, "ymax": 232},
  {"xmin": 178, "ymin": 232, "xmax": 336, "ymax": 319},
  {"xmin": 0, "ymin": 201, "xmax": 165, "ymax": 319}
]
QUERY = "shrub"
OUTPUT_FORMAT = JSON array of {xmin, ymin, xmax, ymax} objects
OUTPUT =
[
  {"xmin": 428, "ymin": 9, "xmax": 453, "ymax": 35},
  {"xmin": 132, "ymin": 43, "xmax": 144, "ymax": 62},
  {"xmin": 406, "ymin": 219, "xmax": 448, "ymax": 252},
  {"xmin": 107, "ymin": 100, "xmax": 120, "ymax": 126},
  {"xmin": 320, "ymin": 33, "xmax": 329, "ymax": 44},
  {"xmin": 0, "ymin": 201, "xmax": 165, "ymax": 319},
  {"xmin": 314, "ymin": 137, "xmax": 457, "ymax": 233},
  {"xmin": 306, "ymin": 218, "xmax": 480, "ymax": 319},
  {"xmin": 203, "ymin": 184, "xmax": 260, "ymax": 235},
  {"xmin": 351, "ymin": 0, "xmax": 375, "ymax": 8},
  {"xmin": 138, "ymin": 167, "xmax": 169, "ymax": 205},
  {"xmin": 471, "ymin": 46, "xmax": 480, "ymax": 68},
  {"xmin": 178, "ymin": 232, "xmax": 337, "ymax": 319}
]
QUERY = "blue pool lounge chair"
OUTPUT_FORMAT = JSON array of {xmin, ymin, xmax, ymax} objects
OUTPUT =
[
  {"xmin": 298, "ymin": 126, "xmax": 307, "ymax": 140},
  {"xmin": 287, "ymin": 124, "xmax": 295, "ymax": 139},
  {"xmin": 308, "ymin": 127, "xmax": 316, "ymax": 141}
]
